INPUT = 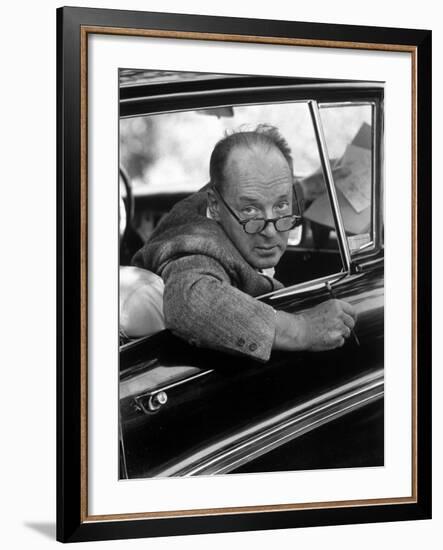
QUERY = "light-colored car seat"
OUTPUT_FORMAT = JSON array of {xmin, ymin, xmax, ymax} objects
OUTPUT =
[{"xmin": 119, "ymin": 266, "xmax": 165, "ymax": 340}]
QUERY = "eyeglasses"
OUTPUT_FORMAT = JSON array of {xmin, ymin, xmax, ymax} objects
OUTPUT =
[{"xmin": 213, "ymin": 187, "xmax": 302, "ymax": 235}]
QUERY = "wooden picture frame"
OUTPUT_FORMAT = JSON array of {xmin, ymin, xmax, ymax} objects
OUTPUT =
[{"xmin": 57, "ymin": 6, "xmax": 432, "ymax": 542}]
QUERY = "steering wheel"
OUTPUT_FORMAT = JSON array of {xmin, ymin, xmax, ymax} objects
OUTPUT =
[{"xmin": 119, "ymin": 165, "xmax": 134, "ymax": 241}]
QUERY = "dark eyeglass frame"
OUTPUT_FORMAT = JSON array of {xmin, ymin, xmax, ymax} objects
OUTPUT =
[{"xmin": 212, "ymin": 186, "xmax": 302, "ymax": 235}]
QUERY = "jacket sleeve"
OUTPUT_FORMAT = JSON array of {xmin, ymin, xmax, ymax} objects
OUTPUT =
[{"xmin": 161, "ymin": 254, "xmax": 276, "ymax": 362}]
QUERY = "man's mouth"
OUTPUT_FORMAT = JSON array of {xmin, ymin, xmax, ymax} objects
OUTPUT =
[{"xmin": 255, "ymin": 245, "xmax": 279, "ymax": 253}]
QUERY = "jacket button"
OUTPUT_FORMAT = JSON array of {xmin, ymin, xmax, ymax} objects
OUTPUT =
[
  {"xmin": 236, "ymin": 337, "xmax": 245, "ymax": 347},
  {"xmin": 249, "ymin": 342, "xmax": 258, "ymax": 352}
]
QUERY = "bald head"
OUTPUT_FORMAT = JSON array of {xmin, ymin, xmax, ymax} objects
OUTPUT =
[{"xmin": 209, "ymin": 125, "xmax": 293, "ymax": 193}]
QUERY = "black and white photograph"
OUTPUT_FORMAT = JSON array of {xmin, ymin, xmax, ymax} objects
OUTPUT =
[{"xmin": 118, "ymin": 68, "xmax": 384, "ymax": 479}]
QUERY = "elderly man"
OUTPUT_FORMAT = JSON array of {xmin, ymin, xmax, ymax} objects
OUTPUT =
[{"xmin": 133, "ymin": 125, "xmax": 356, "ymax": 362}]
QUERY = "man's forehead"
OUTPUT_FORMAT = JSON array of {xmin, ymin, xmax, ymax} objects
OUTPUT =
[
  {"xmin": 223, "ymin": 143, "xmax": 292, "ymax": 194},
  {"xmin": 225, "ymin": 142, "xmax": 284, "ymax": 167}
]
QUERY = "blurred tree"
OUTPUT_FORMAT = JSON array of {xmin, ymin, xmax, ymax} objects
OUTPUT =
[{"xmin": 120, "ymin": 117, "xmax": 156, "ymax": 181}]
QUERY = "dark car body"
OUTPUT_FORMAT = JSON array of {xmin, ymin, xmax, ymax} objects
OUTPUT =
[{"xmin": 118, "ymin": 70, "xmax": 384, "ymax": 479}]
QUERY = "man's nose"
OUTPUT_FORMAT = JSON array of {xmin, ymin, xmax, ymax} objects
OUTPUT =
[{"xmin": 260, "ymin": 219, "xmax": 278, "ymax": 238}]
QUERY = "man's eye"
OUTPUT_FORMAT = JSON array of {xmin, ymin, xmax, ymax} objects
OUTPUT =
[
  {"xmin": 242, "ymin": 206, "xmax": 259, "ymax": 217},
  {"xmin": 275, "ymin": 202, "xmax": 290, "ymax": 212}
]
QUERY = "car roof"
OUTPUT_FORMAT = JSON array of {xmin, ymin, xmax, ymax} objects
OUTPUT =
[
  {"xmin": 119, "ymin": 69, "xmax": 384, "ymax": 119},
  {"xmin": 119, "ymin": 68, "xmax": 375, "ymax": 90}
]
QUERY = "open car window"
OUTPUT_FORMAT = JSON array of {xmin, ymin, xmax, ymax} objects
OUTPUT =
[{"xmin": 119, "ymin": 100, "xmax": 359, "ymax": 288}]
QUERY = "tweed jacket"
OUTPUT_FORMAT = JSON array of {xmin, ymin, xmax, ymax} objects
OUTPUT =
[{"xmin": 132, "ymin": 186, "xmax": 284, "ymax": 362}]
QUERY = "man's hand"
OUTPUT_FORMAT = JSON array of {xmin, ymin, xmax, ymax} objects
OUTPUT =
[{"xmin": 273, "ymin": 299, "xmax": 357, "ymax": 352}]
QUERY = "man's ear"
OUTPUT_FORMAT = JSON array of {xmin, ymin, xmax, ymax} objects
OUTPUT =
[{"xmin": 207, "ymin": 187, "xmax": 221, "ymax": 221}]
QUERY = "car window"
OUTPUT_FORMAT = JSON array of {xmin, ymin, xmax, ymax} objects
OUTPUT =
[
  {"xmin": 120, "ymin": 101, "xmax": 355, "ymax": 287},
  {"xmin": 121, "ymin": 103, "xmax": 332, "ymax": 194},
  {"xmin": 318, "ymin": 103, "xmax": 375, "ymax": 254}
]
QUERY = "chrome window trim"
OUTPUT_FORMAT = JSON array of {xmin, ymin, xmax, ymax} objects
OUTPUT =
[
  {"xmin": 319, "ymin": 100, "xmax": 376, "ymax": 109},
  {"xmin": 308, "ymin": 100, "xmax": 352, "ymax": 273},
  {"xmin": 258, "ymin": 270, "xmax": 347, "ymax": 301}
]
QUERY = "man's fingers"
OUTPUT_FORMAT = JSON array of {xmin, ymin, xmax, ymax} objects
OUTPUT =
[
  {"xmin": 342, "ymin": 312, "xmax": 356, "ymax": 330},
  {"xmin": 298, "ymin": 299, "xmax": 358, "ymax": 352},
  {"xmin": 339, "ymin": 300, "xmax": 357, "ymax": 319}
]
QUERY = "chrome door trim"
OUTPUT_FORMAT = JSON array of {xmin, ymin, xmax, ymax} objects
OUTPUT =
[{"xmin": 153, "ymin": 368, "xmax": 384, "ymax": 477}]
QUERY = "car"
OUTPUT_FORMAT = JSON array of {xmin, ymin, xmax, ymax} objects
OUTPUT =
[{"xmin": 118, "ymin": 69, "xmax": 384, "ymax": 479}]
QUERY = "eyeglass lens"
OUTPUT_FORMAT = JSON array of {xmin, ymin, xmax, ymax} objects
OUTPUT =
[{"xmin": 244, "ymin": 216, "xmax": 298, "ymax": 234}]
